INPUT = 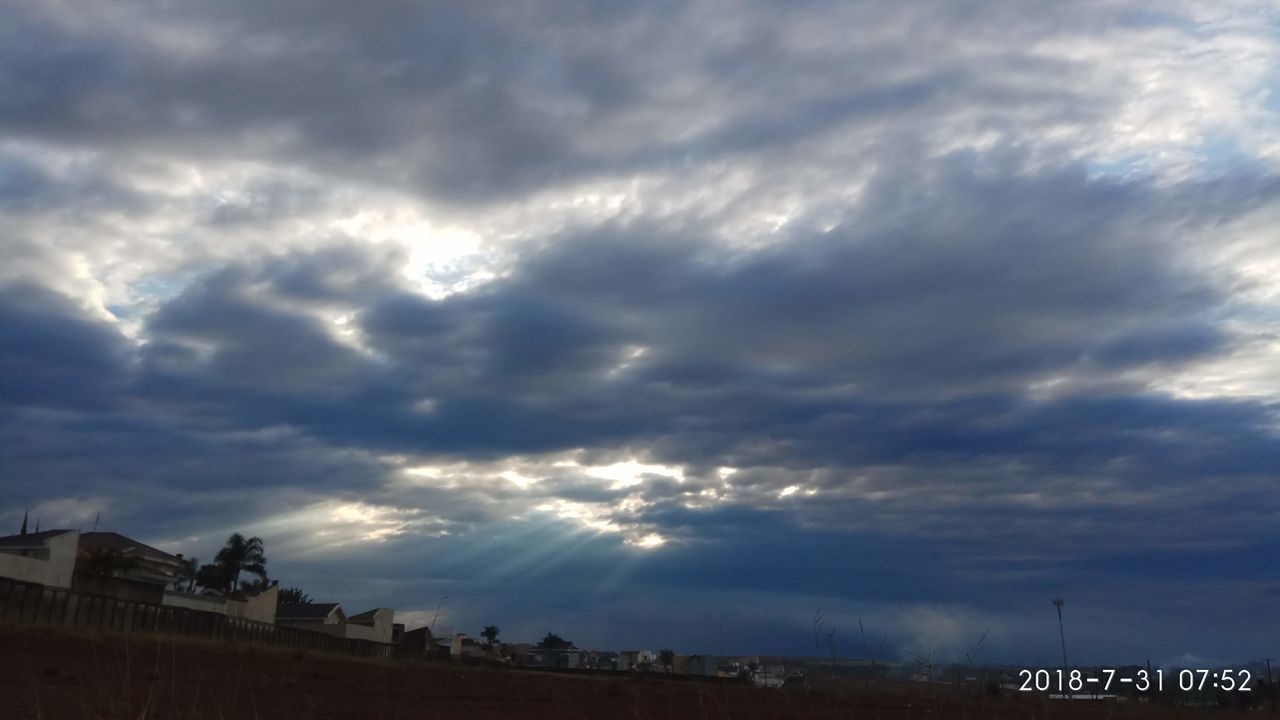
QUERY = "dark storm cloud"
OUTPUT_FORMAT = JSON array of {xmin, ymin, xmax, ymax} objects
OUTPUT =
[
  {"xmin": 9, "ymin": 158, "xmax": 1257, "ymax": 552},
  {"xmin": 7, "ymin": 159, "xmax": 1251, "ymax": 487},
  {"xmin": 0, "ymin": 0, "xmax": 1206, "ymax": 206},
  {"xmin": 5, "ymin": 160, "xmax": 1276, "ymax": 571},
  {"xmin": 0, "ymin": 283, "xmax": 130, "ymax": 409},
  {"xmin": 3, "ymin": 0, "xmax": 1278, "ymax": 663}
]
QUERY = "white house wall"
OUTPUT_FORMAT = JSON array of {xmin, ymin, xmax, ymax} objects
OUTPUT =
[
  {"xmin": 162, "ymin": 592, "xmax": 226, "ymax": 614},
  {"xmin": 0, "ymin": 531, "xmax": 79, "ymax": 588}
]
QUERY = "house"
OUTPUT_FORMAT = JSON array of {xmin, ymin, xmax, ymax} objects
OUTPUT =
[
  {"xmin": 618, "ymin": 650, "xmax": 658, "ymax": 671},
  {"xmin": 686, "ymin": 654, "xmax": 719, "ymax": 677},
  {"xmin": 277, "ymin": 602, "xmax": 346, "ymax": 629},
  {"xmin": 76, "ymin": 531, "xmax": 187, "ymax": 589},
  {"xmin": 0, "ymin": 529, "xmax": 79, "ymax": 588},
  {"xmin": 277, "ymin": 602, "xmax": 397, "ymax": 644},
  {"xmin": 162, "ymin": 582, "xmax": 278, "ymax": 624},
  {"xmin": 450, "ymin": 633, "xmax": 486, "ymax": 659},
  {"xmin": 583, "ymin": 650, "xmax": 617, "ymax": 670},
  {"xmin": 346, "ymin": 608, "xmax": 396, "ymax": 644},
  {"xmin": 512, "ymin": 647, "xmax": 582, "ymax": 669},
  {"xmin": 399, "ymin": 625, "xmax": 440, "ymax": 656},
  {"xmin": 750, "ymin": 664, "xmax": 788, "ymax": 688}
]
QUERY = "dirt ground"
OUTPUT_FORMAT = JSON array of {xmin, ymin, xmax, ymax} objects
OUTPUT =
[{"xmin": 0, "ymin": 623, "xmax": 1263, "ymax": 719}]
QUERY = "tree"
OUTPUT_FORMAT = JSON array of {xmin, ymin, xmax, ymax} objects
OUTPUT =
[
  {"xmin": 179, "ymin": 556, "xmax": 199, "ymax": 593},
  {"xmin": 659, "ymin": 649, "xmax": 675, "ymax": 671},
  {"xmin": 80, "ymin": 547, "xmax": 140, "ymax": 577},
  {"xmin": 278, "ymin": 586, "xmax": 312, "ymax": 604},
  {"xmin": 239, "ymin": 577, "xmax": 270, "ymax": 595},
  {"xmin": 536, "ymin": 632, "xmax": 574, "ymax": 650},
  {"xmin": 195, "ymin": 563, "xmax": 230, "ymax": 592},
  {"xmin": 481, "ymin": 625, "xmax": 500, "ymax": 648},
  {"xmin": 213, "ymin": 533, "xmax": 267, "ymax": 593}
]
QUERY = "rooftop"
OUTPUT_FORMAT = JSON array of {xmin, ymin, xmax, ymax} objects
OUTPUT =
[
  {"xmin": 78, "ymin": 532, "xmax": 182, "ymax": 564},
  {"xmin": 0, "ymin": 529, "xmax": 76, "ymax": 550},
  {"xmin": 277, "ymin": 602, "xmax": 342, "ymax": 621},
  {"xmin": 347, "ymin": 608, "xmax": 390, "ymax": 623}
]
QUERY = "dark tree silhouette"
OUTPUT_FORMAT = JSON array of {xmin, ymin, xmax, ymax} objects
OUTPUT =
[
  {"xmin": 179, "ymin": 556, "xmax": 199, "ymax": 592},
  {"xmin": 278, "ymin": 586, "xmax": 312, "ymax": 604},
  {"xmin": 536, "ymin": 632, "xmax": 574, "ymax": 650},
  {"xmin": 80, "ymin": 547, "xmax": 140, "ymax": 577},
  {"xmin": 659, "ymin": 649, "xmax": 675, "ymax": 670},
  {"xmin": 213, "ymin": 533, "xmax": 267, "ymax": 592},
  {"xmin": 239, "ymin": 577, "xmax": 270, "ymax": 595},
  {"xmin": 195, "ymin": 563, "xmax": 230, "ymax": 591},
  {"xmin": 481, "ymin": 625, "xmax": 500, "ymax": 647}
]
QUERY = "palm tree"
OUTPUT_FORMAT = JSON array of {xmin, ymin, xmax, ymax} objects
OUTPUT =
[
  {"xmin": 481, "ymin": 625, "xmax": 500, "ymax": 648},
  {"xmin": 213, "ymin": 533, "xmax": 267, "ymax": 593}
]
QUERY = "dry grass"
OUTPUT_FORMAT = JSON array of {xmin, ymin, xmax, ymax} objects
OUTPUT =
[{"xmin": 0, "ymin": 622, "xmax": 1260, "ymax": 719}]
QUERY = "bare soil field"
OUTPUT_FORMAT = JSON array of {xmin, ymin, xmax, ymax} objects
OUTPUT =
[{"xmin": 0, "ymin": 623, "xmax": 1262, "ymax": 719}]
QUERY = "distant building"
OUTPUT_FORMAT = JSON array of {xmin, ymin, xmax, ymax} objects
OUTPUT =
[
  {"xmin": 512, "ymin": 647, "xmax": 583, "ymax": 669},
  {"xmin": 450, "ymin": 633, "xmax": 485, "ymax": 659},
  {"xmin": 717, "ymin": 661, "xmax": 745, "ymax": 678},
  {"xmin": 0, "ymin": 529, "xmax": 79, "ymax": 588},
  {"xmin": 399, "ymin": 625, "xmax": 439, "ymax": 656},
  {"xmin": 618, "ymin": 650, "xmax": 658, "ymax": 671},
  {"xmin": 277, "ymin": 602, "xmax": 396, "ymax": 644},
  {"xmin": 583, "ymin": 650, "xmax": 617, "ymax": 670},
  {"xmin": 686, "ymin": 655, "xmax": 719, "ymax": 677},
  {"xmin": 751, "ymin": 665, "xmax": 788, "ymax": 688}
]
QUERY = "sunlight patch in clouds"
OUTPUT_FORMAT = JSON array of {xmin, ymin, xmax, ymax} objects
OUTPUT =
[
  {"xmin": 580, "ymin": 460, "xmax": 685, "ymax": 489},
  {"xmin": 534, "ymin": 500, "xmax": 622, "ymax": 534},
  {"xmin": 629, "ymin": 533, "xmax": 667, "ymax": 549}
]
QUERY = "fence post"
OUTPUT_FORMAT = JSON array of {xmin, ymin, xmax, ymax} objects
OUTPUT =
[{"xmin": 17, "ymin": 583, "xmax": 31, "ymax": 622}]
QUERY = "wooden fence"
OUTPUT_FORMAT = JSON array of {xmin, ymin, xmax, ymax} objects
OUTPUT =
[{"xmin": 0, "ymin": 576, "xmax": 391, "ymax": 658}]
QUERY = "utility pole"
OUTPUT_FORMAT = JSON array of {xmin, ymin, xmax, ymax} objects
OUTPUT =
[
  {"xmin": 1051, "ymin": 598, "xmax": 1068, "ymax": 672},
  {"xmin": 1266, "ymin": 658, "xmax": 1275, "ymax": 714},
  {"xmin": 430, "ymin": 595, "xmax": 449, "ymax": 632}
]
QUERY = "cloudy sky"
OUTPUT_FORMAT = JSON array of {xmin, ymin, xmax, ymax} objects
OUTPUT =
[{"xmin": 4, "ymin": 0, "xmax": 1280, "ymax": 666}]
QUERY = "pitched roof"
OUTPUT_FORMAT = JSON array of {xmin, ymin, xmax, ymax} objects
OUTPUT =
[
  {"xmin": 77, "ymin": 532, "xmax": 182, "ymax": 564},
  {"xmin": 276, "ymin": 602, "xmax": 342, "ymax": 621},
  {"xmin": 0, "ymin": 529, "xmax": 76, "ymax": 549},
  {"xmin": 348, "ymin": 608, "xmax": 390, "ymax": 623}
]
